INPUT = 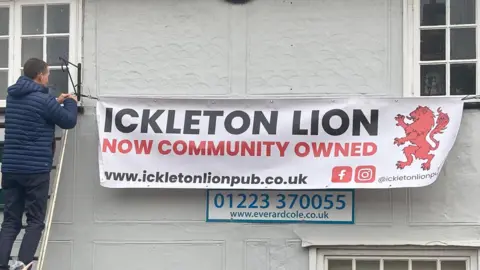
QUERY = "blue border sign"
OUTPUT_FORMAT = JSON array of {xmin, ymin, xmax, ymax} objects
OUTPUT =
[{"xmin": 206, "ymin": 190, "xmax": 355, "ymax": 224}]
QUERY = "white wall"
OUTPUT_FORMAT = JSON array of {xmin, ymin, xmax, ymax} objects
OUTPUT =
[
  {"xmin": 7, "ymin": 0, "xmax": 480, "ymax": 269},
  {"xmin": 86, "ymin": 0, "xmax": 402, "ymax": 98}
]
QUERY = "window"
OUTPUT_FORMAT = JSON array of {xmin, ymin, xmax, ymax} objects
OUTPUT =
[
  {"xmin": 0, "ymin": 0, "xmax": 80, "ymax": 204},
  {"xmin": 315, "ymin": 249, "xmax": 478, "ymax": 270},
  {"xmin": 0, "ymin": 4, "xmax": 12, "ymax": 98},
  {"xmin": 326, "ymin": 257, "xmax": 468, "ymax": 270},
  {"xmin": 405, "ymin": 0, "xmax": 479, "ymax": 97},
  {"xmin": 0, "ymin": 0, "xmax": 80, "ymax": 106}
]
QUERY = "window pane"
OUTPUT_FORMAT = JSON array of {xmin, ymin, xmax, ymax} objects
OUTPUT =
[
  {"xmin": 22, "ymin": 5, "xmax": 44, "ymax": 35},
  {"xmin": 421, "ymin": 65, "xmax": 446, "ymax": 96},
  {"xmin": 0, "ymin": 39, "xmax": 7, "ymax": 68},
  {"xmin": 421, "ymin": 0, "xmax": 446, "ymax": 26},
  {"xmin": 21, "ymin": 37, "xmax": 43, "ymax": 65},
  {"xmin": 47, "ymin": 4, "xmax": 70, "ymax": 34},
  {"xmin": 0, "ymin": 8, "xmax": 9, "ymax": 36},
  {"xmin": 451, "ymin": 28, "xmax": 476, "ymax": 60},
  {"xmin": 328, "ymin": 260, "xmax": 352, "ymax": 270},
  {"xmin": 451, "ymin": 63, "xmax": 476, "ymax": 95},
  {"xmin": 356, "ymin": 260, "xmax": 380, "ymax": 270},
  {"xmin": 441, "ymin": 261, "xmax": 467, "ymax": 270},
  {"xmin": 421, "ymin": 30, "xmax": 446, "ymax": 61},
  {"xmin": 412, "ymin": 261, "xmax": 436, "ymax": 270},
  {"xmin": 451, "ymin": 0, "xmax": 475, "ymax": 25},
  {"xmin": 384, "ymin": 260, "xmax": 408, "ymax": 270},
  {"xmin": 47, "ymin": 37, "xmax": 69, "ymax": 66},
  {"xmin": 48, "ymin": 69, "xmax": 69, "ymax": 96},
  {"xmin": 0, "ymin": 71, "xmax": 7, "ymax": 98}
]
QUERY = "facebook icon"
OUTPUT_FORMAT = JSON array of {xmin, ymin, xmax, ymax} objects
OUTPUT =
[{"xmin": 331, "ymin": 166, "xmax": 353, "ymax": 183}]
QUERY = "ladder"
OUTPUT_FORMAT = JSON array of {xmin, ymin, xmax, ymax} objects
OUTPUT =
[
  {"xmin": 5, "ymin": 129, "xmax": 69, "ymax": 270},
  {"xmin": 34, "ymin": 130, "xmax": 69, "ymax": 270}
]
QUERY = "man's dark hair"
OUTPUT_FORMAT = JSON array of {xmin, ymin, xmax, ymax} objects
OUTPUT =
[{"xmin": 23, "ymin": 58, "xmax": 48, "ymax": 80}]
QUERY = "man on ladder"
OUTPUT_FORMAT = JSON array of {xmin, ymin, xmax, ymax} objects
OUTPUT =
[{"xmin": 0, "ymin": 58, "xmax": 78, "ymax": 270}]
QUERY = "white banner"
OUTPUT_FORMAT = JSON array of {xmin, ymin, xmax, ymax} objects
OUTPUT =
[
  {"xmin": 96, "ymin": 97, "xmax": 464, "ymax": 189},
  {"xmin": 206, "ymin": 190, "xmax": 354, "ymax": 224}
]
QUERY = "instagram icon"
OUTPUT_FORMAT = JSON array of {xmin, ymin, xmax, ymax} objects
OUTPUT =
[{"xmin": 354, "ymin": 166, "xmax": 376, "ymax": 183}]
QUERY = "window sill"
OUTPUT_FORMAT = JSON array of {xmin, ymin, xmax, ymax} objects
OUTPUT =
[
  {"xmin": 0, "ymin": 105, "xmax": 84, "ymax": 114},
  {"xmin": 463, "ymin": 101, "xmax": 480, "ymax": 110}
]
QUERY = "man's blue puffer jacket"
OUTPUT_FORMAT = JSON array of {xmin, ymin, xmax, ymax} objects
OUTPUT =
[{"xmin": 1, "ymin": 76, "xmax": 77, "ymax": 174}]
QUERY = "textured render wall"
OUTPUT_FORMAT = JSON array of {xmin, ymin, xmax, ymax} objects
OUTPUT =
[
  {"xmin": 91, "ymin": 0, "xmax": 402, "ymax": 97},
  {"xmin": 26, "ymin": 0, "xmax": 480, "ymax": 269}
]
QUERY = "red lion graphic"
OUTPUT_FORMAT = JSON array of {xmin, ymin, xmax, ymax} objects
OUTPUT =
[{"xmin": 393, "ymin": 106, "xmax": 450, "ymax": 171}]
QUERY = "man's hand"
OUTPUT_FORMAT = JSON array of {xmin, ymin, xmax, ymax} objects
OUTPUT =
[
  {"xmin": 68, "ymin": 95, "xmax": 78, "ymax": 103},
  {"xmin": 22, "ymin": 261, "xmax": 34, "ymax": 270},
  {"xmin": 57, "ymin": 93, "xmax": 71, "ymax": 104}
]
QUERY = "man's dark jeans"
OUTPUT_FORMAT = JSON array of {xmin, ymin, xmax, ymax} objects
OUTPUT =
[{"xmin": 0, "ymin": 173, "xmax": 49, "ymax": 269}]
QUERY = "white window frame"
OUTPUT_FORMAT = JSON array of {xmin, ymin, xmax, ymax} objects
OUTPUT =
[
  {"xmin": 310, "ymin": 247, "xmax": 479, "ymax": 270},
  {"xmin": 403, "ymin": 0, "xmax": 480, "ymax": 99},
  {"xmin": 0, "ymin": 0, "xmax": 82, "ymax": 107},
  {"xmin": 0, "ymin": 1, "xmax": 14, "ymax": 103}
]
